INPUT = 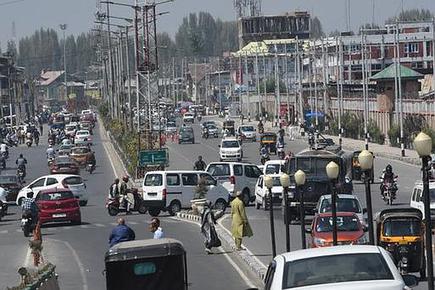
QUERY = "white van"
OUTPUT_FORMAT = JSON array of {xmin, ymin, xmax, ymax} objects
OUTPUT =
[
  {"xmin": 410, "ymin": 181, "xmax": 435, "ymax": 221},
  {"xmin": 142, "ymin": 171, "xmax": 229, "ymax": 217},
  {"xmin": 263, "ymin": 160, "xmax": 286, "ymax": 175},
  {"xmin": 206, "ymin": 162, "xmax": 262, "ymax": 206}
]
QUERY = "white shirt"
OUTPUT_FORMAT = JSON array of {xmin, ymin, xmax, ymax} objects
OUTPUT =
[
  {"xmin": 0, "ymin": 144, "xmax": 7, "ymax": 152},
  {"xmin": 153, "ymin": 227, "xmax": 164, "ymax": 239},
  {"xmin": 0, "ymin": 187, "xmax": 6, "ymax": 202},
  {"xmin": 46, "ymin": 147, "xmax": 55, "ymax": 157}
]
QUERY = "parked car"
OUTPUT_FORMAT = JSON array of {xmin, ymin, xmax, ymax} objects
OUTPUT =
[
  {"xmin": 74, "ymin": 130, "xmax": 92, "ymax": 146},
  {"xmin": 263, "ymin": 245, "xmax": 419, "ymax": 290},
  {"xmin": 49, "ymin": 156, "xmax": 80, "ymax": 175},
  {"xmin": 16, "ymin": 174, "xmax": 89, "ymax": 206},
  {"xmin": 206, "ymin": 162, "xmax": 262, "ymax": 205},
  {"xmin": 70, "ymin": 146, "xmax": 92, "ymax": 166},
  {"xmin": 316, "ymin": 194, "xmax": 366, "ymax": 226},
  {"xmin": 142, "ymin": 170, "xmax": 229, "ymax": 217},
  {"xmin": 307, "ymin": 212, "xmax": 367, "ymax": 248},
  {"xmin": 0, "ymin": 174, "xmax": 22, "ymax": 202},
  {"xmin": 410, "ymin": 180, "xmax": 435, "ymax": 222},
  {"xmin": 254, "ymin": 174, "xmax": 283, "ymax": 210},
  {"xmin": 183, "ymin": 113, "xmax": 194, "ymax": 123},
  {"xmin": 36, "ymin": 188, "xmax": 81, "ymax": 225},
  {"xmin": 219, "ymin": 138, "xmax": 242, "ymax": 161},
  {"xmin": 237, "ymin": 125, "xmax": 256, "ymax": 142}
]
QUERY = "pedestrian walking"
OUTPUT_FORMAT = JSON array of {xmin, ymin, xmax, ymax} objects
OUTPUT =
[
  {"xmin": 230, "ymin": 191, "xmax": 253, "ymax": 251},
  {"xmin": 201, "ymin": 201, "xmax": 221, "ymax": 254},
  {"xmin": 109, "ymin": 218, "xmax": 135, "ymax": 247},
  {"xmin": 149, "ymin": 217, "xmax": 164, "ymax": 239}
]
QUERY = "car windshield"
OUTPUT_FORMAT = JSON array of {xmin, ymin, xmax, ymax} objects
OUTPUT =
[
  {"xmin": 207, "ymin": 125, "xmax": 217, "ymax": 129},
  {"xmin": 316, "ymin": 216, "xmax": 360, "ymax": 232},
  {"xmin": 144, "ymin": 174, "xmax": 163, "ymax": 186},
  {"xmin": 207, "ymin": 164, "xmax": 230, "ymax": 176},
  {"xmin": 0, "ymin": 175, "xmax": 17, "ymax": 183},
  {"xmin": 64, "ymin": 177, "xmax": 83, "ymax": 185},
  {"xmin": 72, "ymin": 148, "xmax": 89, "ymax": 154},
  {"xmin": 167, "ymin": 122, "xmax": 176, "ymax": 127},
  {"xmin": 265, "ymin": 164, "xmax": 283, "ymax": 174},
  {"xmin": 383, "ymin": 218, "xmax": 421, "ymax": 237},
  {"xmin": 241, "ymin": 126, "xmax": 254, "ymax": 132},
  {"xmin": 283, "ymin": 253, "xmax": 394, "ymax": 288},
  {"xmin": 320, "ymin": 198, "xmax": 361, "ymax": 214},
  {"xmin": 222, "ymin": 141, "xmax": 239, "ymax": 148},
  {"xmin": 77, "ymin": 131, "xmax": 89, "ymax": 135},
  {"xmin": 38, "ymin": 191, "xmax": 74, "ymax": 201}
]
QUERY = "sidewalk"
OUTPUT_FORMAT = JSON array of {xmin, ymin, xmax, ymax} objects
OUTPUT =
[{"xmin": 323, "ymin": 134, "xmax": 421, "ymax": 166}]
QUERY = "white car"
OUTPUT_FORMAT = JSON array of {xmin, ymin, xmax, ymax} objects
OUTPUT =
[
  {"xmin": 16, "ymin": 174, "xmax": 89, "ymax": 206},
  {"xmin": 65, "ymin": 122, "xmax": 78, "ymax": 137},
  {"xmin": 183, "ymin": 113, "xmax": 194, "ymax": 123},
  {"xmin": 219, "ymin": 138, "xmax": 243, "ymax": 161},
  {"xmin": 238, "ymin": 125, "xmax": 256, "ymax": 141},
  {"xmin": 264, "ymin": 245, "xmax": 418, "ymax": 290},
  {"xmin": 74, "ymin": 130, "xmax": 92, "ymax": 146},
  {"xmin": 255, "ymin": 174, "xmax": 284, "ymax": 210},
  {"xmin": 316, "ymin": 194, "xmax": 366, "ymax": 226},
  {"xmin": 206, "ymin": 162, "xmax": 262, "ymax": 205},
  {"xmin": 263, "ymin": 160, "xmax": 286, "ymax": 175},
  {"xmin": 410, "ymin": 180, "xmax": 435, "ymax": 221}
]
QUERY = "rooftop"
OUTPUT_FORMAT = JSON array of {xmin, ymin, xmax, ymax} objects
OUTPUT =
[{"xmin": 370, "ymin": 64, "xmax": 423, "ymax": 81}]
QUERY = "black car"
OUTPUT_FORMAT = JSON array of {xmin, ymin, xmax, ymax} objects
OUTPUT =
[
  {"xmin": 0, "ymin": 175, "xmax": 22, "ymax": 202},
  {"xmin": 178, "ymin": 128, "xmax": 195, "ymax": 144}
]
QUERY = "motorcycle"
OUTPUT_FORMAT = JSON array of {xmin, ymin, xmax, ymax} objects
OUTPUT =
[
  {"xmin": 258, "ymin": 125, "xmax": 264, "ymax": 134},
  {"xmin": 106, "ymin": 189, "xmax": 147, "ymax": 216},
  {"xmin": 47, "ymin": 156, "xmax": 55, "ymax": 167},
  {"xmin": 48, "ymin": 138, "xmax": 55, "ymax": 146},
  {"xmin": 202, "ymin": 129, "xmax": 209, "ymax": 139},
  {"xmin": 0, "ymin": 200, "xmax": 5, "ymax": 221},
  {"xmin": 35, "ymin": 136, "xmax": 39, "ymax": 146},
  {"xmin": 260, "ymin": 152, "xmax": 270, "ymax": 165},
  {"xmin": 381, "ymin": 177, "xmax": 398, "ymax": 205},
  {"xmin": 25, "ymin": 138, "xmax": 33, "ymax": 147},
  {"xmin": 1, "ymin": 150, "xmax": 9, "ymax": 159},
  {"xmin": 0, "ymin": 155, "xmax": 6, "ymax": 169},
  {"xmin": 17, "ymin": 167, "xmax": 26, "ymax": 184},
  {"xmin": 86, "ymin": 163, "xmax": 95, "ymax": 174},
  {"xmin": 21, "ymin": 210, "xmax": 36, "ymax": 237},
  {"xmin": 197, "ymin": 115, "xmax": 202, "ymax": 122},
  {"xmin": 277, "ymin": 143, "xmax": 285, "ymax": 160}
]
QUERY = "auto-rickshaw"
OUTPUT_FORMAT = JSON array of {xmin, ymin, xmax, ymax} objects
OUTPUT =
[
  {"xmin": 222, "ymin": 120, "xmax": 235, "ymax": 136},
  {"xmin": 351, "ymin": 150, "xmax": 375, "ymax": 182},
  {"xmin": 376, "ymin": 208, "xmax": 425, "ymax": 278},
  {"xmin": 260, "ymin": 132, "xmax": 277, "ymax": 154},
  {"xmin": 105, "ymin": 238, "xmax": 188, "ymax": 290}
]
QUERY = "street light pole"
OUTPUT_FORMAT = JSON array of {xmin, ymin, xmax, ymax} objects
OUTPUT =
[
  {"xmin": 414, "ymin": 132, "xmax": 434, "ymax": 290},
  {"xmin": 358, "ymin": 150, "xmax": 375, "ymax": 245},
  {"xmin": 264, "ymin": 175, "xmax": 277, "ymax": 257},
  {"xmin": 280, "ymin": 173, "xmax": 291, "ymax": 252},
  {"xmin": 326, "ymin": 161, "xmax": 339, "ymax": 246},
  {"xmin": 60, "ymin": 24, "xmax": 68, "ymax": 109},
  {"xmin": 294, "ymin": 170, "xmax": 307, "ymax": 249}
]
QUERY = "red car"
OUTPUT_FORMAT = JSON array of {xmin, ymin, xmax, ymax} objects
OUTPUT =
[
  {"xmin": 36, "ymin": 188, "xmax": 81, "ymax": 225},
  {"xmin": 307, "ymin": 212, "xmax": 367, "ymax": 248},
  {"xmin": 49, "ymin": 156, "xmax": 80, "ymax": 175}
]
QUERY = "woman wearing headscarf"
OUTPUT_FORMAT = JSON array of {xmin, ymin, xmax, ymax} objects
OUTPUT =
[{"xmin": 201, "ymin": 201, "xmax": 221, "ymax": 254}]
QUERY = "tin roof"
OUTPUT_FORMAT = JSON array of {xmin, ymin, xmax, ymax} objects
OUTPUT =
[{"xmin": 370, "ymin": 64, "xmax": 423, "ymax": 81}]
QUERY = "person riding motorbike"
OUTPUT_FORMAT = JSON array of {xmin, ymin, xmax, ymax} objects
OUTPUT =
[
  {"xmin": 194, "ymin": 156, "xmax": 207, "ymax": 171},
  {"xmin": 380, "ymin": 164, "xmax": 398, "ymax": 197},
  {"xmin": 0, "ymin": 142, "xmax": 8, "ymax": 159},
  {"xmin": 258, "ymin": 120, "xmax": 264, "ymax": 134},
  {"xmin": 16, "ymin": 154, "xmax": 27, "ymax": 177},
  {"xmin": 109, "ymin": 178, "xmax": 120, "ymax": 199},
  {"xmin": 46, "ymin": 145, "xmax": 56, "ymax": 159},
  {"xmin": 202, "ymin": 126, "xmax": 209, "ymax": 139},
  {"xmin": 119, "ymin": 176, "xmax": 132, "ymax": 214},
  {"xmin": 21, "ymin": 191, "xmax": 39, "ymax": 222},
  {"xmin": 86, "ymin": 150, "xmax": 96, "ymax": 172},
  {"xmin": 33, "ymin": 130, "xmax": 40, "ymax": 146}
]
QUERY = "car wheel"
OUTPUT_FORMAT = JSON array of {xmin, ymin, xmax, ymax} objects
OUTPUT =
[
  {"xmin": 255, "ymin": 201, "xmax": 260, "ymax": 210},
  {"xmin": 71, "ymin": 219, "xmax": 82, "ymax": 226},
  {"xmin": 79, "ymin": 200, "xmax": 88, "ymax": 206},
  {"xmin": 242, "ymin": 189, "xmax": 250, "ymax": 206},
  {"xmin": 148, "ymin": 208, "xmax": 161, "ymax": 217},
  {"xmin": 262, "ymin": 198, "xmax": 268, "ymax": 211},
  {"xmin": 18, "ymin": 197, "xmax": 24, "ymax": 206},
  {"xmin": 214, "ymin": 199, "xmax": 227, "ymax": 211},
  {"xmin": 168, "ymin": 201, "xmax": 181, "ymax": 216},
  {"xmin": 108, "ymin": 206, "xmax": 119, "ymax": 216},
  {"xmin": 138, "ymin": 202, "xmax": 147, "ymax": 214}
]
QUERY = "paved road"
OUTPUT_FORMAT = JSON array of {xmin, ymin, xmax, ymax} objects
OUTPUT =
[
  {"xmin": 0, "ymin": 122, "xmax": 260, "ymax": 290},
  {"xmin": 167, "ymin": 115, "xmax": 429, "ymax": 289}
]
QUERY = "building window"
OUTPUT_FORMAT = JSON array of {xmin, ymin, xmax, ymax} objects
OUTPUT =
[{"xmin": 404, "ymin": 43, "xmax": 419, "ymax": 54}]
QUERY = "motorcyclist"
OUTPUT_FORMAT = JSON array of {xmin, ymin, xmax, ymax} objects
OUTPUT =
[
  {"xmin": 109, "ymin": 178, "xmax": 120, "ymax": 199},
  {"xmin": 0, "ymin": 142, "xmax": 8, "ymax": 158},
  {"xmin": 16, "ymin": 154, "xmax": 27, "ymax": 177},
  {"xmin": 21, "ymin": 191, "xmax": 39, "ymax": 222},
  {"xmin": 260, "ymin": 145, "xmax": 268, "ymax": 157},
  {"xmin": 380, "ymin": 164, "xmax": 397, "ymax": 197},
  {"xmin": 202, "ymin": 126, "xmax": 209, "ymax": 138},
  {"xmin": 258, "ymin": 120, "xmax": 264, "ymax": 133},
  {"xmin": 194, "ymin": 156, "xmax": 207, "ymax": 171},
  {"xmin": 86, "ymin": 150, "xmax": 96, "ymax": 170},
  {"xmin": 26, "ymin": 131, "xmax": 33, "ymax": 142},
  {"xmin": 119, "ymin": 176, "xmax": 132, "ymax": 214},
  {"xmin": 46, "ymin": 145, "xmax": 56, "ymax": 159},
  {"xmin": 33, "ymin": 129, "xmax": 40, "ymax": 145}
]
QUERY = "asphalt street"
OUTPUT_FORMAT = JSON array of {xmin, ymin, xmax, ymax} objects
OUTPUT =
[
  {"xmin": 167, "ymin": 115, "xmax": 429, "ymax": 289},
  {"xmin": 0, "ymin": 122, "xmax": 259, "ymax": 290}
]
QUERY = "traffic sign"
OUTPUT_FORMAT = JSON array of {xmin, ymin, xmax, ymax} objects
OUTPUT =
[{"xmin": 138, "ymin": 149, "xmax": 168, "ymax": 166}]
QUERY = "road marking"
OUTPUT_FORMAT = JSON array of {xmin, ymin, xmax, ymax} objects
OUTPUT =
[
  {"xmin": 218, "ymin": 214, "xmax": 267, "ymax": 270},
  {"xmin": 50, "ymin": 239, "xmax": 89, "ymax": 290},
  {"xmin": 80, "ymin": 225, "xmax": 89, "ymax": 229},
  {"xmin": 129, "ymin": 221, "xmax": 139, "ymax": 225},
  {"xmin": 110, "ymin": 222, "xmax": 117, "ymax": 226},
  {"xmin": 24, "ymin": 247, "xmax": 32, "ymax": 267},
  {"xmin": 0, "ymin": 230, "xmax": 8, "ymax": 234},
  {"xmin": 170, "ymin": 217, "xmax": 258, "ymax": 289},
  {"xmin": 63, "ymin": 226, "xmax": 72, "ymax": 230},
  {"xmin": 94, "ymin": 223, "xmax": 106, "ymax": 227}
]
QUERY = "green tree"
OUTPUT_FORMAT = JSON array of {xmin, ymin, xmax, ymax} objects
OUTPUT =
[{"xmin": 386, "ymin": 9, "xmax": 434, "ymax": 23}]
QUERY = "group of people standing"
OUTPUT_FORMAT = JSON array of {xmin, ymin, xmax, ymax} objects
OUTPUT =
[{"xmin": 109, "ymin": 217, "xmax": 164, "ymax": 248}]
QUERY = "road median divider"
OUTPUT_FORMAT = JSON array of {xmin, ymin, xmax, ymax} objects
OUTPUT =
[{"xmin": 6, "ymin": 263, "xmax": 59, "ymax": 290}]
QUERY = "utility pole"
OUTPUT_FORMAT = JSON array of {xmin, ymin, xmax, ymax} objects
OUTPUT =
[
  {"xmin": 245, "ymin": 53, "xmax": 251, "ymax": 120},
  {"xmin": 432, "ymin": 18, "xmax": 435, "ymax": 97},
  {"xmin": 274, "ymin": 45, "xmax": 279, "ymax": 126},
  {"xmin": 361, "ymin": 32, "xmax": 369, "ymax": 150},
  {"xmin": 60, "ymin": 24, "xmax": 68, "ymax": 110},
  {"xmin": 125, "ymin": 26, "xmax": 133, "ymax": 130},
  {"xmin": 106, "ymin": 2, "xmax": 116, "ymax": 118},
  {"xmin": 255, "ymin": 50, "xmax": 261, "ymax": 117},
  {"xmin": 296, "ymin": 38, "xmax": 304, "ymax": 125},
  {"xmin": 336, "ymin": 37, "xmax": 342, "ymax": 148},
  {"xmin": 396, "ymin": 22, "xmax": 405, "ymax": 157}
]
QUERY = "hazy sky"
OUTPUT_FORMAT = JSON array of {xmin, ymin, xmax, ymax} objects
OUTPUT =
[{"xmin": 0, "ymin": 0, "xmax": 434, "ymax": 51}]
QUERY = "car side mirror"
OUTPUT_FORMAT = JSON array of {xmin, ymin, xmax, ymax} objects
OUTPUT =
[
  {"xmin": 305, "ymin": 228, "xmax": 312, "ymax": 234},
  {"xmin": 218, "ymin": 145, "xmax": 221, "ymax": 147},
  {"xmin": 363, "ymin": 208, "xmax": 367, "ymax": 214},
  {"xmin": 402, "ymin": 275, "xmax": 418, "ymax": 287}
]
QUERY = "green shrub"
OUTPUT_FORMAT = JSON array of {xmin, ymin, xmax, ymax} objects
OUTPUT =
[
  {"xmin": 387, "ymin": 124, "xmax": 400, "ymax": 147},
  {"xmin": 367, "ymin": 119, "xmax": 385, "ymax": 145}
]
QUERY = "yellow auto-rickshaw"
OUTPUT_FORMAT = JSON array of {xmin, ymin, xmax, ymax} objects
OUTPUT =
[
  {"xmin": 376, "ymin": 208, "xmax": 425, "ymax": 278},
  {"xmin": 260, "ymin": 132, "xmax": 277, "ymax": 154}
]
